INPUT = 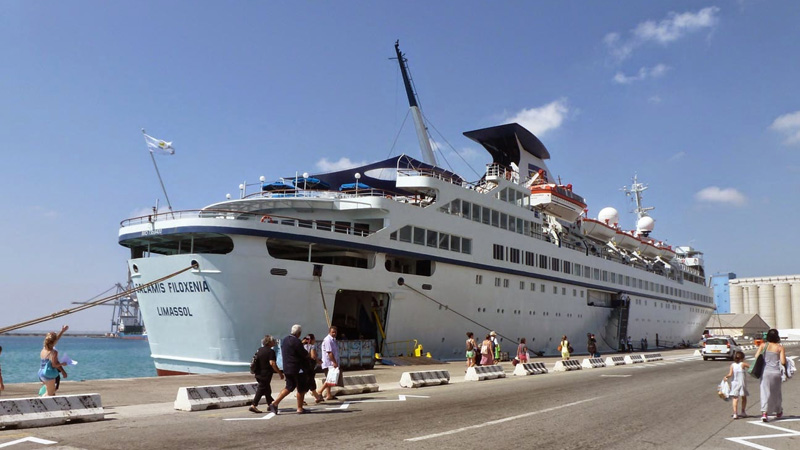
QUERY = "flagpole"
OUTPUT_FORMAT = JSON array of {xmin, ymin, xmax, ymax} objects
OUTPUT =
[{"xmin": 142, "ymin": 129, "xmax": 174, "ymax": 216}]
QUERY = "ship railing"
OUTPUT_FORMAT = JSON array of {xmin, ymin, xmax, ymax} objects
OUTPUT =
[
  {"xmin": 485, "ymin": 163, "xmax": 519, "ymax": 183},
  {"xmin": 120, "ymin": 209, "xmax": 376, "ymax": 237},
  {"xmin": 397, "ymin": 167, "xmax": 463, "ymax": 186},
  {"xmin": 382, "ymin": 339, "xmax": 419, "ymax": 358}
]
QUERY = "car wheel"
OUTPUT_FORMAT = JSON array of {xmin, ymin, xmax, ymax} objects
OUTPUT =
[{"xmin": 703, "ymin": 357, "xmax": 708, "ymax": 361}]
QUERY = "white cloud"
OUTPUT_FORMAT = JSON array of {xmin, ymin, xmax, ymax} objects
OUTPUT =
[
  {"xmin": 605, "ymin": 7, "xmax": 721, "ymax": 62},
  {"xmin": 694, "ymin": 186, "xmax": 747, "ymax": 206},
  {"xmin": 503, "ymin": 98, "xmax": 569, "ymax": 136},
  {"xmin": 315, "ymin": 157, "xmax": 367, "ymax": 172},
  {"xmin": 769, "ymin": 111, "xmax": 800, "ymax": 145},
  {"xmin": 668, "ymin": 151, "xmax": 686, "ymax": 162},
  {"xmin": 648, "ymin": 95, "xmax": 663, "ymax": 104},
  {"xmin": 613, "ymin": 64, "xmax": 670, "ymax": 84}
]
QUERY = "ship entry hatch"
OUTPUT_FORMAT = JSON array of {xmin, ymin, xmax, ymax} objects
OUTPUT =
[{"xmin": 331, "ymin": 290, "xmax": 390, "ymax": 354}]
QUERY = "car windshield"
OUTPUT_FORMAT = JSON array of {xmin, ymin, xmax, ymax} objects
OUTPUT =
[{"xmin": 706, "ymin": 339, "xmax": 728, "ymax": 345}]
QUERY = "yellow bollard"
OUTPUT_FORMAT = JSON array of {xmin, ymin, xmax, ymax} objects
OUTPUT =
[
  {"xmin": 415, "ymin": 344, "xmax": 422, "ymax": 357},
  {"xmin": 426, "ymin": 352, "xmax": 432, "ymax": 358}
]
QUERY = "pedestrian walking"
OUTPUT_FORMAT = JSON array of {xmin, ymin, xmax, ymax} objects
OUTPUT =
[
  {"xmin": 0, "ymin": 345, "xmax": 5, "ymax": 395},
  {"xmin": 38, "ymin": 325, "xmax": 69, "ymax": 397},
  {"xmin": 480, "ymin": 334, "xmax": 493, "ymax": 366},
  {"xmin": 516, "ymin": 338, "xmax": 529, "ymax": 364},
  {"xmin": 587, "ymin": 333, "xmax": 598, "ymax": 358},
  {"xmin": 559, "ymin": 335, "xmax": 571, "ymax": 360},
  {"xmin": 757, "ymin": 329, "xmax": 786, "ymax": 422},
  {"xmin": 626, "ymin": 336, "xmax": 634, "ymax": 352},
  {"xmin": 268, "ymin": 324, "xmax": 310, "ymax": 415},
  {"xmin": 490, "ymin": 331, "xmax": 501, "ymax": 363},
  {"xmin": 249, "ymin": 335, "xmax": 283, "ymax": 413},
  {"xmin": 303, "ymin": 334, "xmax": 325, "ymax": 404},
  {"xmin": 316, "ymin": 326, "xmax": 340, "ymax": 401},
  {"xmin": 723, "ymin": 351, "xmax": 750, "ymax": 419},
  {"xmin": 465, "ymin": 332, "xmax": 477, "ymax": 369}
]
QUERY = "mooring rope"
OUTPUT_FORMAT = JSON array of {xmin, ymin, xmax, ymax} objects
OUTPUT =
[
  {"xmin": 0, "ymin": 264, "xmax": 196, "ymax": 335},
  {"xmin": 400, "ymin": 282, "xmax": 519, "ymax": 345}
]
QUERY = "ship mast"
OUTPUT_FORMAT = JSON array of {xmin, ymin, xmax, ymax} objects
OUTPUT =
[
  {"xmin": 623, "ymin": 174, "xmax": 654, "ymax": 219},
  {"xmin": 394, "ymin": 41, "xmax": 438, "ymax": 167}
]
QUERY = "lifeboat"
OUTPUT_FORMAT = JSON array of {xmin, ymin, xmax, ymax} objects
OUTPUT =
[
  {"xmin": 638, "ymin": 239, "xmax": 661, "ymax": 259},
  {"xmin": 614, "ymin": 230, "xmax": 643, "ymax": 252},
  {"xmin": 580, "ymin": 217, "xmax": 616, "ymax": 241},
  {"xmin": 529, "ymin": 183, "xmax": 587, "ymax": 223},
  {"xmin": 656, "ymin": 242, "xmax": 676, "ymax": 260}
]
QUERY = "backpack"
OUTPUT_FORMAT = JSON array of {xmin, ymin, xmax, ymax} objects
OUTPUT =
[
  {"xmin": 466, "ymin": 339, "xmax": 474, "ymax": 351},
  {"xmin": 249, "ymin": 351, "xmax": 259, "ymax": 374}
]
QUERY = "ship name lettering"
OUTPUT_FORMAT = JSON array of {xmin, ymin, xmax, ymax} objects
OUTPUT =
[
  {"xmin": 133, "ymin": 282, "xmax": 166, "ymax": 294},
  {"xmin": 141, "ymin": 229, "xmax": 162, "ymax": 236},
  {"xmin": 156, "ymin": 306, "xmax": 194, "ymax": 317},
  {"xmin": 167, "ymin": 281, "xmax": 211, "ymax": 293}
]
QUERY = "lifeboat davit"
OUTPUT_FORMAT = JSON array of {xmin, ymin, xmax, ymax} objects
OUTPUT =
[{"xmin": 529, "ymin": 183, "xmax": 587, "ymax": 223}]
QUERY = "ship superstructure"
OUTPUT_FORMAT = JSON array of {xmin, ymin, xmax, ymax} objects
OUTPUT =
[{"xmin": 119, "ymin": 44, "xmax": 713, "ymax": 375}]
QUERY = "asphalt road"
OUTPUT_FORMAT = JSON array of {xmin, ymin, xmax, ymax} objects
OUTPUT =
[{"xmin": 1, "ymin": 348, "xmax": 799, "ymax": 450}]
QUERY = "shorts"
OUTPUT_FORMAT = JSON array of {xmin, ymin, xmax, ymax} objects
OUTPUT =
[
  {"xmin": 284, "ymin": 373, "xmax": 309, "ymax": 394},
  {"xmin": 466, "ymin": 350, "xmax": 475, "ymax": 358}
]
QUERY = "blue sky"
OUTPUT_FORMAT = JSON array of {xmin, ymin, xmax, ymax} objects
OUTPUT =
[{"xmin": 2, "ymin": 1, "xmax": 799, "ymax": 332}]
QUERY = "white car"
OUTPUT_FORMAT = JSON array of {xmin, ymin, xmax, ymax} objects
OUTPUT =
[{"xmin": 702, "ymin": 337, "xmax": 742, "ymax": 361}]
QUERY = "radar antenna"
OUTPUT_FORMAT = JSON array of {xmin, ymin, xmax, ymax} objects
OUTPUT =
[{"xmin": 622, "ymin": 174, "xmax": 654, "ymax": 219}]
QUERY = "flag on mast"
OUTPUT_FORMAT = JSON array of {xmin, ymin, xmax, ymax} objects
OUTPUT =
[{"xmin": 143, "ymin": 133, "xmax": 175, "ymax": 155}]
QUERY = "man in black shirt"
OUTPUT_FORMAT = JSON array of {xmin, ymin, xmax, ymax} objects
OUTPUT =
[
  {"xmin": 249, "ymin": 335, "xmax": 284, "ymax": 413},
  {"xmin": 268, "ymin": 324, "xmax": 310, "ymax": 415}
]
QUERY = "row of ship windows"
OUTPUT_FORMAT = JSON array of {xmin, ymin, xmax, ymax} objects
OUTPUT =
[
  {"xmin": 467, "ymin": 305, "xmax": 583, "ymax": 319},
  {"xmin": 389, "ymin": 225, "xmax": 472, "ymax": 254},
  {"xmin": 438, "ymin": 198, "xmax": 545, "ymax": 238},
  {"xmin": 491, "ymin": 244, "xmax": 712, "ymax": 304}
]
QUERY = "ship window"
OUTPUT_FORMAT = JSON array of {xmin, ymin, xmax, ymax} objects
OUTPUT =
[
  {"xmin": 610, "ymin": 273, "xmax": 616, "ymax": 284},
  {"xmin": 562, "ymin": 287, "xmax": 566, "ymax": 295},
  {"xmin": 481, "ymin": 207, "xmax": 490, "ymax": 225},
  {"xmin": 475, "ymin": 274, "xmax": 482, "ymax": 284},
  {"xmin": 267, "ymin": 238, "xmax": 374, "ymax": 269},
  {"xmin": 461, "ymin": 201, "xmax": 471, "ymax": 218},
  {"xmin": 551, "ymin": 258, "xmax": 560, "ymax": 272},
  {"xmin": 585, "ymin": 266, "xmax": 591, "ymax": 278},
  {"xmin": 438, "ymin": 233, "xmax": 449, "ymax": 250},
  {"xmin": 530, "ymin": 282, "xmax": 535, "ymax": 291},
  {"xmin": 594, "ymin": 268, "xmax": 600, "ymax": 280},
  {"xmin": 461, "ymin": 239, "xmax": 472, "ymax": 254},
  {"xmin": 398, "ymin": 225, "xmax": 412, "ymax": 242},
  {"xmin": 540, "ymin": 284, "xmax": 545, "ymax": 292},
  {"xmin": 500, "ymin": 213, "xmax": 508, "ymax": 230},
  {"xmin": 520, "ymin": 281, "xmax": 525, "ymax": 290},
  {"xmin": 299, "ymin": 219, "xmax": 313, "ymax": 229},
  {"xmin": 508, "ymin": 215, "xmax": 516, "ymax": 232},
  {"xmin": 523, "ymin": 221, "xmax": 531, "ymax": 236},
  {"xmin": 525, "ymin": 251, "xmax": 535, "ymax": 266},
  {"xmin": 451, "ymin": 235, "xmax": 461, "ymax": 252},
  {"xmin": 317, "ymin": 220, "xmax": 332, "ymax": 231},
  {"xmin": 516, "ymin": 218, "xmax": 524, "ymax": 234},
  {"xmin": 499, "ymin": 188, "xmax": 507, "ymax": 202},
  {"xmin": 602, "ymin": 271, "xmax": 608, "ymax": 282},
  {"xmin": 553, "ymin": 286, "xmax": 558, "ymax": 294},
  {"xmin": 413, "ymin": 227, "xmax": 425, "ymax": 245},
  {"xmin": 493, "ymin": 244, "xmax": 504, "ymax": 261},
  {"xmin": 472, "ymin": 204, "xmax": 482, "ymax": 222},
  {"xmin": 426, "ymin": 230, "xmax": 438, "ymax": 248},
  {"xmin": 618, "ymin": 275, "xmax": 624, "ymax": 285},
  {"xmin": 509, "ymin": 248, "xmax": 520, "ymax": 264},
  {"xmin": 563, "ymin": 261, "xmax": 571, "ymax": 274},
  {"xmin": 125, "ymin": 232, "xmax": 234, "ymax": 256},
  {"xmin": 539, "ymin": 255, "xmax": 548, "ymax": 269},
  {"xmin": 574, "ymin": 264, "xmax": 581, "ymax": 277},
  {"xmin": 353, "ymin": 222, "xmax": 370, "ymax": 236},
  {"xmin": 491, "ymin": 210, "xmax": 499, "ymax": 227},
  {"xmin": 625, "ymin": 276, "xmax": 631, "ymax": 286},
  {"xmin": 495, "ymin": 277, "xmax": 501, "ymax": 287},
  {"xmin": 450, "ymin": 199, "xmax": 460, "ymax": 215}
]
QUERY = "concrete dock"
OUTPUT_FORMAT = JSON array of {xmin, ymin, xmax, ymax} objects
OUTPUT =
[{"xmin": 1, "ymin": 347, "xmax": 799, "ymax": 449}]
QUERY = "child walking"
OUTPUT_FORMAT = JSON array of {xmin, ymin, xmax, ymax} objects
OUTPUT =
[{"xmin": 723, "ymin": 351, "xmax": 750, "ymax": 419}]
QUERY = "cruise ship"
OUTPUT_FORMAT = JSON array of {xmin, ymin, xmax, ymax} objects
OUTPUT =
[{"xmin": 119, "ymin": 43, "xmax": 714, "ymax": 375}]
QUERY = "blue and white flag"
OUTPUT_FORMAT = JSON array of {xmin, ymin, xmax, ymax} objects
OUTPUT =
[{"xmin": 143, "ymin": 133, "xmax": 175, "ymax": 155}]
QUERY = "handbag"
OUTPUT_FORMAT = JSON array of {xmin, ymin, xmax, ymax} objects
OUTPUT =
[
  {"xmin": 568, "ymin": 345, "xmax": 574, "ymax": 353},
  {"xmin": 324, "ymin": 367, "xmax": 340, "ymax": 387},
  {"xmin": 749, "ymin": 353, "xmax": 765, "ymax": 379},
  {"xmin": 557, "ymin": 344, "xmax": 562, "ymax": 352}
]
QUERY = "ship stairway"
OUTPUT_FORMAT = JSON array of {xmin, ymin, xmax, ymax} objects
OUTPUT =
[{"xmin": 603, "ymin": 294, "xmax": 631, "ymax": 351}]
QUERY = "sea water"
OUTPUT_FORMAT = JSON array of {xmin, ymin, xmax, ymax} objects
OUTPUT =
[{"xmin": 0, "ymin": 335, "xmax": 156, "ymax": 384}]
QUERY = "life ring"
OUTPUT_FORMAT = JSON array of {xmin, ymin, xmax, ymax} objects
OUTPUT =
[
  {"xmin": 505, "ymin": 171, "xmax": 512, "ymax": 180},
  {"xmin": 260, "ymin": 215, "xmax": 272, "ymax": 223},
  {"xmin": 385, "ymin": 194, "xmax": 393, "ymax": 199}
]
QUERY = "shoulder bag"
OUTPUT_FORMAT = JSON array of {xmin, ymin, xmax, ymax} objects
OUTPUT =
[{"xmin": 749, "ymin": 345, "xmax": 765, "ymax": 379}]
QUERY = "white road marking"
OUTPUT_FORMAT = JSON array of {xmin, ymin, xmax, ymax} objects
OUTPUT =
[
  {"xmin": 224, "ymin": 412, "xmax": 276, "ymax": 421},
  {"xmin": 600, "ymin": 375, "xmax": 632, "ymax": 377},
  {"xmin": 725, "ymin": 417, "xmax": 800, "ymax": 449},
  {"xmin": 0, "ymin": 437, "xmax": 57, "ymax": 448},
  {"xmin": 326, "ymin": 402, "xmax": 350, "ymax": 410},
  {"xmin": 405, "ymin": 396, "xmax": 601, "ymax": 442}
]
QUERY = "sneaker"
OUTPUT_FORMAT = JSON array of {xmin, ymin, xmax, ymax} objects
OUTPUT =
[
  {"xmin": 731, "ymin": 414, "xmax": 738, "ymax": 419},
  {"xmin": 776, "ymin": 411, "xmax": 783, "ymax": 419},
  {"xmin": 761, "ymin": 413, "xmax": 768, "ymax": 422}
]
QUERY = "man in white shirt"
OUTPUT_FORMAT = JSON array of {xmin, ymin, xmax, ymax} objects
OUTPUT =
[{"xmin": 316, "ymin": 326, "xmax": 339, "ymax": 401}]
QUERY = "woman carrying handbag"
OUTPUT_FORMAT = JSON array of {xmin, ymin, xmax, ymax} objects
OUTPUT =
[{"xmin": 755, "ymin": 329, "xmax": 786, "ymax": 422}]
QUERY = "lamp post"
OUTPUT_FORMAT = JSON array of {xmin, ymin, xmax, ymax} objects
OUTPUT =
[
  {"xmin": 354, "ymin": 173, "xmax": 361, "ymax": 196},
  {"xmin": 239, "ymin": 176, "xmax": 266, "ymax": 198}
]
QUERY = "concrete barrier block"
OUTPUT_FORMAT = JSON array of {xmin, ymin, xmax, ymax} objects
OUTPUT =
[
  {"xmin": 641, "ymin": 353, "xmax": 663, "ymax": 362},
  {"xmin": 465, "ymin": 365, "xmax": 506, "ymax": 381},
  {"xmin": 581, "ymin": 358, "xmax": 606, "ymax": 369},
  {"xmin": 624, "ymin": 354, "xmax": 644, "ymax": 364},
  {"xmin": 513, "ymin": 362, "xmax": 548, "ymax": 376},
  {"xmin": 324, "ymin": 374, "xmax": 380, "ymax": 396},
  {"xmin": 174, "ymin": 383, "xmax": 256, "ymax": 411},
  {"xmin": 552, "ymin": 360, "xmax": 582, "ymax": 372},
  {"xmin": 0, "ymin": 394, "xmax": 103, "ymax": 429},
  {"xmin": 604, "ymin": 356, "xmax": 627, "ymax": 366},
  {"xmin": 399, "ymin": 370, "xmax": 450, "ymax": 388}
]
